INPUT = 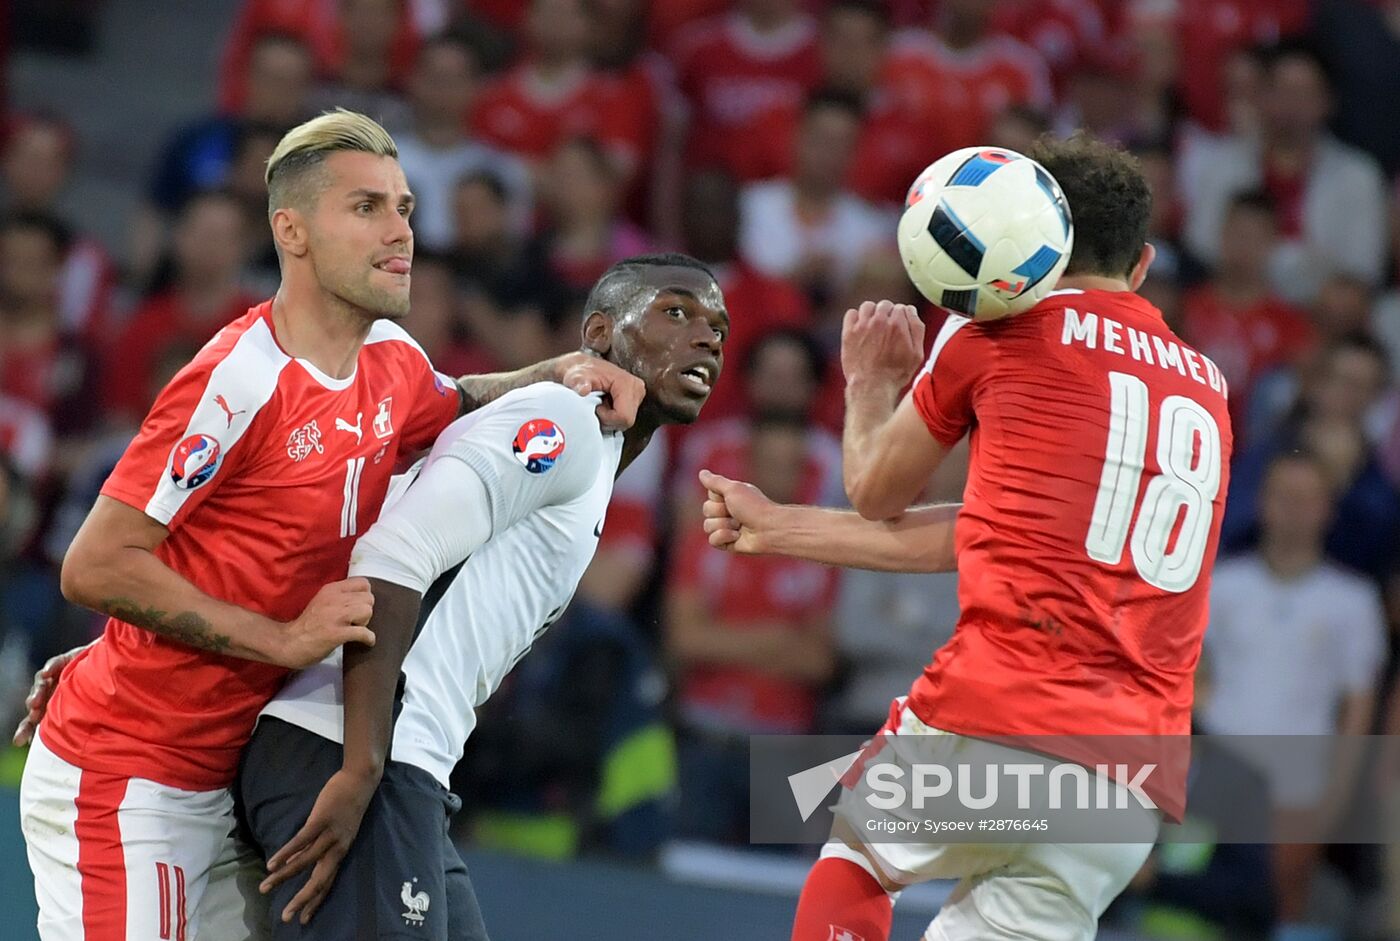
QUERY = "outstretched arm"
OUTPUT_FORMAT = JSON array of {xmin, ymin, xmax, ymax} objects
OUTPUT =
[
  {"xmin": 700, "ymin": 470, "xmax": 959, "ymax": 573},
  {"xmin": 456, "ymin": 351, "xmax": 645, "ymax": 430}
]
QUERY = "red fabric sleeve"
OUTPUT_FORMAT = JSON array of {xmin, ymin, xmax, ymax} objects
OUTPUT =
[
  {"xmin": 101, "ymin": 358, "xmax": 257, "ymax": 532},
  {"xmin": 910, "ymin": 320, "xmax": 979, "ymax": 448},
  {"xmin": 397, "ymin": 352, "xmax": 461, "ymax": 454}
]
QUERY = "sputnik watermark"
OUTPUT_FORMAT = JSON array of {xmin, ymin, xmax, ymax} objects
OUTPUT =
[{"xmin": 862, "ymin": 762, "xmax": 1158, "ymax": 812}]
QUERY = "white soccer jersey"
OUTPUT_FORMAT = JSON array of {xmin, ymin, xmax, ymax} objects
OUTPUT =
[{"xmin": 261, "ymin": 382, "xmax": 624, "ymax": 787}]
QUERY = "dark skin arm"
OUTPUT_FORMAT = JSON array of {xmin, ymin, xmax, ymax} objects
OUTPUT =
[{"xmin": 260, "ymin": 578, "xmax": 423, "ymax": 925}]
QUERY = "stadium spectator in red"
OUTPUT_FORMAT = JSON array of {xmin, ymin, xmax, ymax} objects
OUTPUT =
[
  {"xmin": 534, "ymin": 137, "xmax": 652, "ymax": 293},
  {"xmin": 0, "ymin": 113, "xmax": 112, "ymax": 342},
  {"xmin": 1174, "ymin": 0, "xmax": 1308, "ymax": 133},
  {"xmin": 395, "ymin": 34, "xmax": 530, "ymax": 252},
  {"xmin": 471, "ymin": 0, "xmax": 646, "ymax": 175},
  {"xmin": 447, "ymin": 171, "xmax": 567, "ymax": 372},
  {"xmin": 1182, "ymin": 190, "xmax": 1315, "ymax": 439},
  {"xmin": 738, "ymin": 91, "xmax": 893, "ymax": 305},
  {"xmin": 1182, "ymin": 42, "xmax": 1387, "ymax": 306},
  {"xmin": 676, "ymin": 328, "xmax": 843, "ymax": 517},
  {"xmin": 588, "ymin": 0, "xmax": 669, "ymax": 179},
  {"xmin": 740, "ymin": 0, "xmax": 963, "ymax": 207},
  {"xmin": 678, "ymin": 169, "xmax": 810, "ymax": 422},
  {"xmin": 666, "ymin": 413, "xmax": 839, "ymax": 844},
  {"xmin": 306, "ymin": 0, "xmax": 415, "ymax": 132},
  {"xmin": 0, "ymin": 213, "xmax": 98, "ymax": 437},
  {"xmin": 668, "ymin": 0, "xmax": 822, "ymax": 181},
  {"xmin": 104, "ymin": 191, "xmax": 257, "ymax": 420},
  {"xmin": 1223, "ymin": 335, "xmax": 1400, "ymax": 583},
  {"xmin": 217, "ymin": 0, "xmax": 422, "ymax": 115},
  {"xmin": 991, "ymin": 0, "xmax": 1106, "ymax": 96},
  {"xmin": 1052, "ymin": 41, "xmax": 1144, "ymax": 146},
  {"xmin": 883, "ymin": 0, "xmax": 1052, "ymax": 153}
]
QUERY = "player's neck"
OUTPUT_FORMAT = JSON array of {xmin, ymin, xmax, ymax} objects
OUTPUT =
[
  {"xmin": 270, "ymin": 289, "xmax": 374, "ymax": 379},
  {"xmin": 1260, "ymin": 539, "xmax": 1322, "ymax": 580},
  {"xmin": 618, "ymin": 417, "xmax": 659, "ymax": 476},
  {"xmin": 1055, "ymin": 275, "xmax": 1132, "ymax": 293}
]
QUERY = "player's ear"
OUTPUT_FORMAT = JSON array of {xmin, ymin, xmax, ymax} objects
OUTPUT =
[
  {"xmin": 270, "ymin": 207, "xmax": 310, "ymax": 259},
  {"xmin": 1128, "ymin": 242, "xmax": 1157, "ymax": 292},
  {"xmin": 582, "ymin": 310, "xmax": 613, "ymax": 355}
]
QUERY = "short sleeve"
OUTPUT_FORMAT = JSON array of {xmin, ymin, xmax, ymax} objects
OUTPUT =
[
  {"xmin": 1339, "ymin": 580, "xmax": 1386, "ymax": 694},
  {"xmin": 910, "ymin": 314, "xmax": 978, "ymax": 447},
  {"xmin": 397, "ymin": 351, "xmax": 463, "ymax": 454},
  {"xmin": 100, "ymin": 349, "xmax": 277, "ymax": 531},
  {"xmin": 432, "ymin": 383, "xmax": 606, "ymax": 534}
]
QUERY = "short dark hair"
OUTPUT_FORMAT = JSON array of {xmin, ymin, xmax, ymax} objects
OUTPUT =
[
  {"xmin": 803, "ymin": 88, "xmax": 865, "ymax": 123},
  {"xmin": 826, "ymin": 0, "xmax": 891, "ymax": 29},
  {"xmin": 1262, "ymin": 38, "xmax": 1332, "ymax": 89},
  {"xmin": 455, "ymin": 169, "xmax": 509, "ymax": 203},
  {"xmin": 1027, "ymin": 133, "xmax": 1151, "ymax": 280},
  {"xmin": 1, "ymin": 210, "xmax": 72, "ymax": 255},
  {"xmin": 1226, "ymin": 188, "xmax": 1277, "ymax": 219},
  {"xmin": 1321, "ymin": 330, "xmax": 1390, "ymax": 376},
  {"xmin": 743, "ymin": 327, "xmax": 827, "ymax": 382},
  {"xmin": 583, "ymin": 253, "xmax": 717, "ymax": 321}
]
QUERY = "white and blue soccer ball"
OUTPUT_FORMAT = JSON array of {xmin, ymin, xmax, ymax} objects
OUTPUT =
[{"xmin": 897, "ymin": 146, "xmax": 1074, "ymax": 321}]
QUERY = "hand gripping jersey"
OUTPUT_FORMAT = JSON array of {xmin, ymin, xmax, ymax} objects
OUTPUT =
[
  {"xmin": 263, "ymin": 383, "xmax": 624, "ymax": 788},
  {"xmin": 42, "ymin": 301, "xmax": 461, "ymax": 789},
  {"xmin": 906, "ymin": 289, "xmax": 1233, "ymax": 819}
]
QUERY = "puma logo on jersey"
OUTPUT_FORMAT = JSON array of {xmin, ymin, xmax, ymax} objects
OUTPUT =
[
  {"xmin": 336, "ymin": 413, "xmax": 364, "ymax": 445},
  {"xmin": 213, "ymin": 394, "xmax": 246, "ymax": 428}
]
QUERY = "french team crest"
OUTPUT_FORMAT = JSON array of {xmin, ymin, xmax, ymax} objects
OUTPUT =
[
  {"xmin": 512, "ymin": 418, "xmax": 565, "ymax": 474},
  {"xmin": 169, "ymin": 433, "xmax": 222, "ymax": 490}
]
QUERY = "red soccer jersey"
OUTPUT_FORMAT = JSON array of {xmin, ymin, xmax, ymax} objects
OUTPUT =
[
  {"xmin": 906, "ymin": 289, "xmax": 1233, "ymax": 819},
  {"xmin": 470, "ymin": 63, "xmax": 646, "ymax": 169},
  {"xmin": 1181, "ymin": 284, "xmax": 1315, "ymax": 433},
  {"xmin": 42, "ymin": 301, "xmax": 460, "ymax": 790},
  {"xmin": 884, "ymin": 30, "xmax": 1053, "ymax": 152},
  {"xmin": 670, "ymin": 13, "xmax": 823, "ymax": 180}
]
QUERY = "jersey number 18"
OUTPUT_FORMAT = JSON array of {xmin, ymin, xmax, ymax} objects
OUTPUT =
[{"xmin": 1085, "ymin": 371, "xmax": 1223, "ymax": 593}]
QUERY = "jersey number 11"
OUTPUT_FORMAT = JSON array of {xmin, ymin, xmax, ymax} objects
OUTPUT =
[{"xmin": 1085, "ymin": 371, "xmax": 1223, "ymax": 593}]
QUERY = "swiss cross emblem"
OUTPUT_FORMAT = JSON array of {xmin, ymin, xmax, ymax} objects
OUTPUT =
[
  {"xmin": 286, "ymin": 420, "xmax": 325, "ymax": 462},
  {"xmin": 373, "ymin": 397, "xmax": 394, "ymax": 440},
  {"xmin": 829, "ymin": 929, "xmax": 865, "ymax": 941}
]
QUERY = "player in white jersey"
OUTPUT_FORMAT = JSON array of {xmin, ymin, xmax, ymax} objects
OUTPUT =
[{"xmin": 236, "ymin": 253, "xmax": 729, "ymax": 938}]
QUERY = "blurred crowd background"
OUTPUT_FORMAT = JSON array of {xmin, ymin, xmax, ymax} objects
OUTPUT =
[{"xmin": 2, "ymin": 0, "xmax": 1400, "ymax": 938}]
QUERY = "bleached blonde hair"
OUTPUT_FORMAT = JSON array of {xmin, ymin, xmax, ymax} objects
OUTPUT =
[{"xmin": 265, "ymin": 108, "xmax": 398, "ymax": 217}]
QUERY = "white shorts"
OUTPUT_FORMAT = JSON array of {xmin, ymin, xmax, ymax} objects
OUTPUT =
[
  {"xmin": 832, "ymin": 702, "xmax": 1157, "ymax": 941},
  {"xmin": 20, "ymin": 731, "xmax": 269, "ymax": 941}
]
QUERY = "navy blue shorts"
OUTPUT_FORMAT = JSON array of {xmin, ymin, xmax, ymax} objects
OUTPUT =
[{"xmin": 237, "ymin": 717, "xmax": 490, "ymax": 941}]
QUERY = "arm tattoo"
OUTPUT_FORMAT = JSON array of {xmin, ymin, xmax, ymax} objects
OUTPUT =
[
  {"xmin": 100, "ymin": 597, "xmax": 233, "ymax": 654},
  {"xmin": 455, "ymin": 362, "xmax": 553, "ymax": 416}
]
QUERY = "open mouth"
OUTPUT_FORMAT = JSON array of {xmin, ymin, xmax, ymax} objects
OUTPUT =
[
  {"xmin": 678, "ymin": 363, "xmax": 714, "ymax": 396},
  {"xmin": 374, "ymin": 257, "xmax": 411, "ymax": 275}
]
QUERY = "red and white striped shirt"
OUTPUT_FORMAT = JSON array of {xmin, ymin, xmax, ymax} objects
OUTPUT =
[{"xmin": 42, "ymin": 300, "xmax": 461, "ymax": 790}]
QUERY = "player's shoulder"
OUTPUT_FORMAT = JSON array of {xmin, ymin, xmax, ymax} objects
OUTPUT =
[
  {"xmin": 172, "ymin": 301, "xmax": 290, "ymax": 398},
  {"xmin": 365, "ymin": 318, "xmax": 435, "ymax": 369}
]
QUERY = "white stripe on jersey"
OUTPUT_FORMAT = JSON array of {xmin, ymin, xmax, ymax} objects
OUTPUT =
[
  {"xmin": 366, "ymin": 318, "xmax": 457, "ymax": 389},
  {"xmin": 146, "ymin": 317, "xmax": 288, "ymax": 525},
  {"xmin": 920, "ymin": 314, "xmax": 971, "ymax": 378}
]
